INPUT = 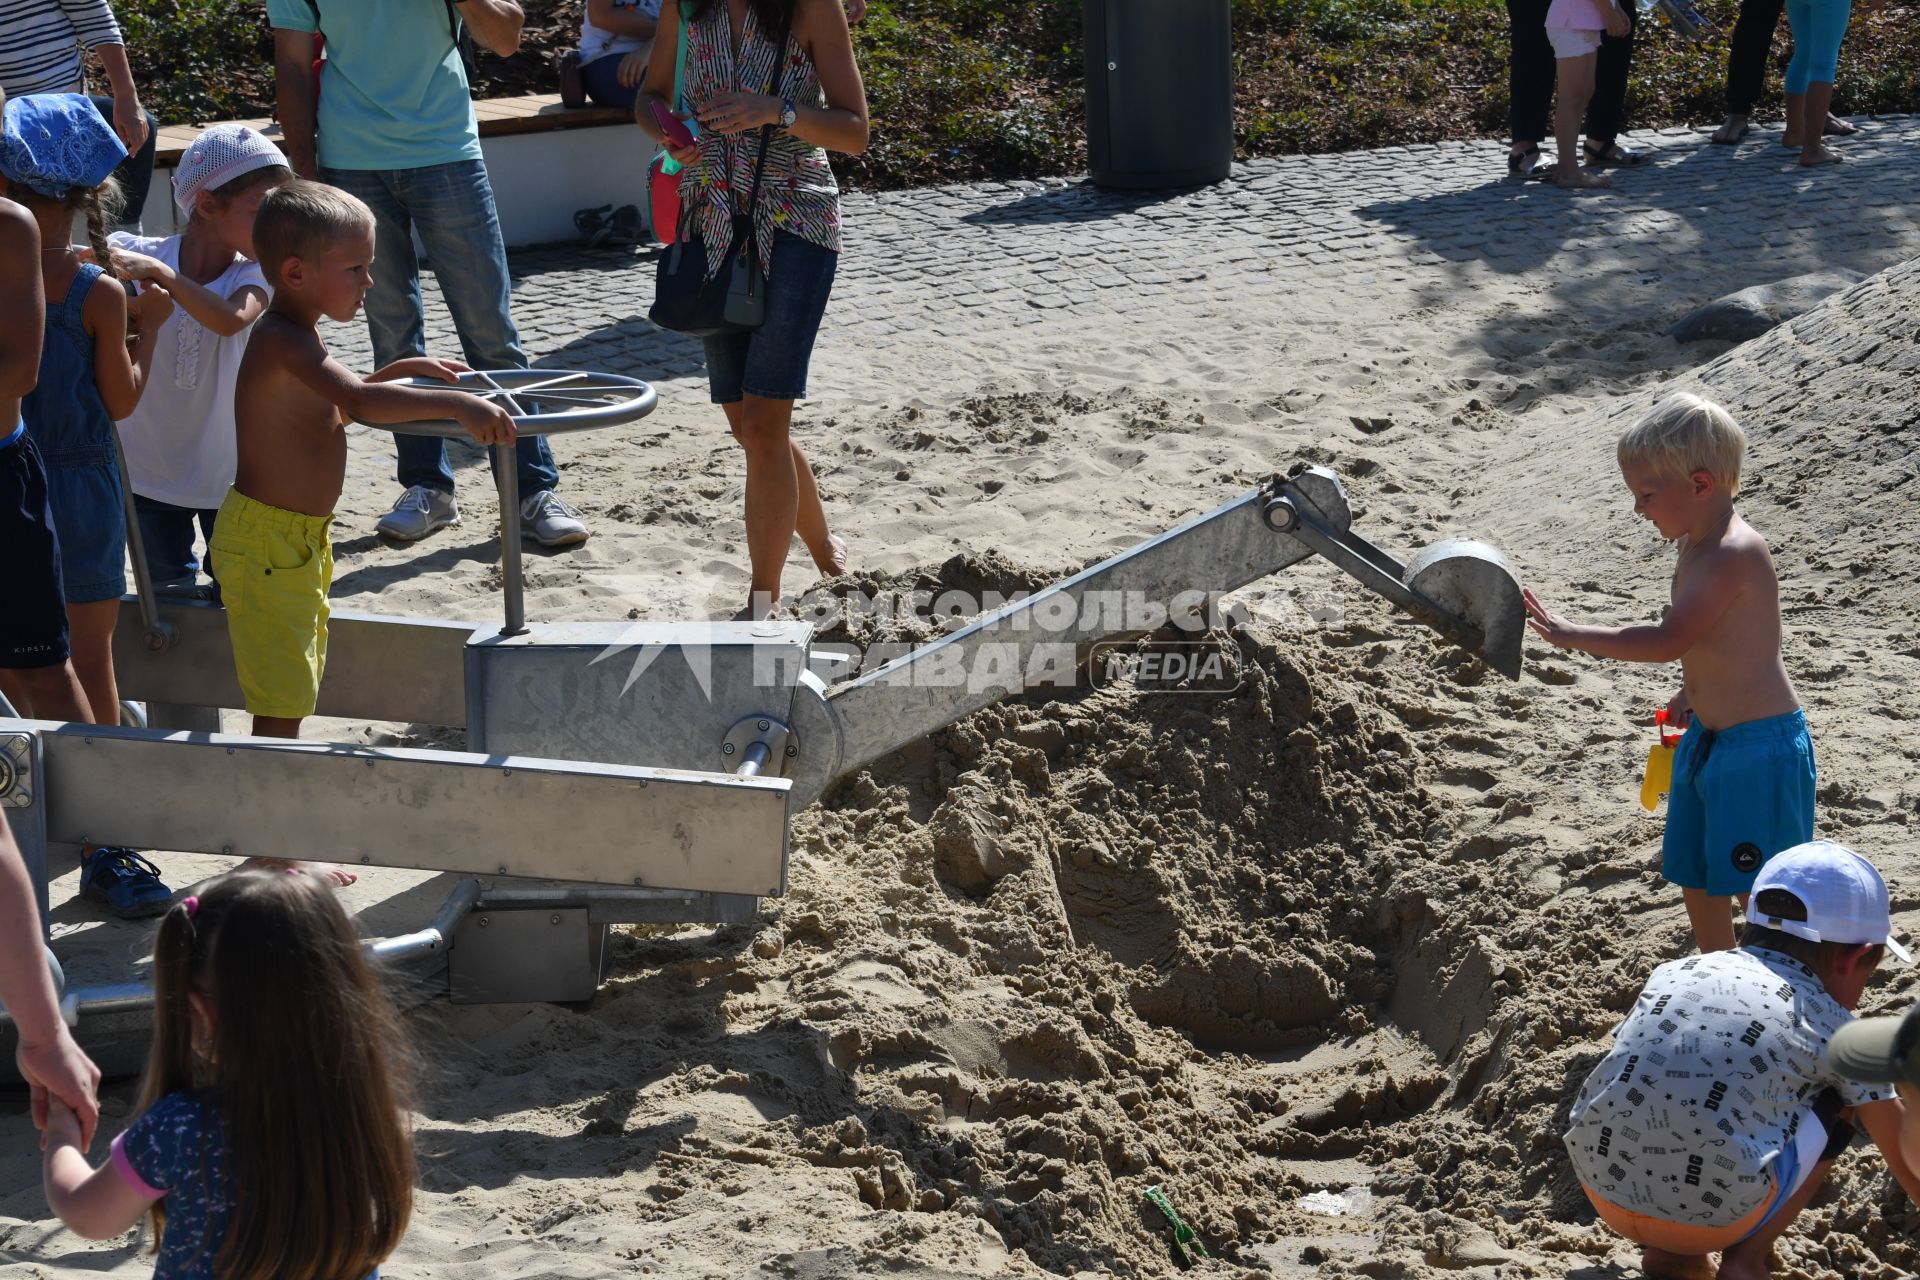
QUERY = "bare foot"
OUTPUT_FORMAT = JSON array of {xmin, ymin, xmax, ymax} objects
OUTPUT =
[
  {"xmin": 239, "ymin": 856, "xmax": 359, "ymax": 886},
  {"xmin": 1711, "ymin": 115, "xmax": 1750, "ymax": 144},
  {"xmin": 1800, "ymin": 144, "xmax": 1845, "ymax": 167},
  {"xmin": 810, "ymin": 532, "xmax": 848, "ymax": 577},
  {"xmin": 1641, "ymin": 1247, "xmax": 1719, "ymax": 1280},
  {"xmin": 1824, "ymin": 113, "xmax": 1857, "ymax": 136},
  {"xmin": 1780, "ymin": 131, "xmax": 1803, "ymax": 150},
  {"xmin": 1716, "ymin": 1239, "xmax": 1773, "ymax": 1280},
  {"xmin": 1554, "ymin": 167, "xmax": 1612, "ymax": 189}
]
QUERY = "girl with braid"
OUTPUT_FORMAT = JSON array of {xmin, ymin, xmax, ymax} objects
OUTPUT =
[{"xmin": 0, "ymin": 92, "xmax": 172, "ymax": 915}]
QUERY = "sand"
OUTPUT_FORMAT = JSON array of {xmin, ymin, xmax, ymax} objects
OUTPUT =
[{"xmin": 7, "ymin": 145, "xmax": 1920, "ymax": 1278}]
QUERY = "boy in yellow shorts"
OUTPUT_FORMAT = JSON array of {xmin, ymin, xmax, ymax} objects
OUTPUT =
[{"xmin": 212, "ymin": 181, "xmax": 513, "ymax": 879}]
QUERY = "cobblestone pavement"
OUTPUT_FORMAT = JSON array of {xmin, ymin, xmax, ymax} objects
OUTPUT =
[{"xmin": 329, "ymin": 116, "xmax": 1920, "ymax": 403}]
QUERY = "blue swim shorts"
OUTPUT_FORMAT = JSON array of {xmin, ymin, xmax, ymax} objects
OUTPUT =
[
  {"xmin": 0, "ymin": 426, "xmax": 71, "ymax": 669},
  {"xmin": 1662, "ymin": 708, "xmax": 1816, "ymax": 896}
]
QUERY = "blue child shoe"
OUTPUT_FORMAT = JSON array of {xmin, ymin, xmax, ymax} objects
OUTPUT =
[{"xmin": 79, "ymin": 848, "xmax": 173, "ymax": 918}]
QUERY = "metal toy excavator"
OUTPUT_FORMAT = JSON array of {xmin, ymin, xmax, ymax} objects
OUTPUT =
[{"xmin": 0, "ymin": 371, "xmax": 1522, "ymax": 1042}]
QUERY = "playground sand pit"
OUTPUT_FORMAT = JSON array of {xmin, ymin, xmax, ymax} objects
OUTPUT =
[{"xmin": 10, "ymin": 238, "xmax": 1920, "ymax": 1277}]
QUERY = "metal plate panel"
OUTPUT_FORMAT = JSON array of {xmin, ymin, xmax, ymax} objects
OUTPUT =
[
  {"xmin": 466, "ymin": 620, "xmax": 813, "ymax": 772},
  {"xmin": 450, "ymin": 906, "xmax": 606, "ymax": 1003},
  {"xmin": 35, "ymin": 722, "xmax": 788, "ymax": 895},
  {"xmin": 113, "ymin": 599, "xmax": 479, "ymax": 727}
]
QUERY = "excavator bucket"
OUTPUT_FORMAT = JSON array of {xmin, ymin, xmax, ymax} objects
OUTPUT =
[{"xmin": 1402, "ymin": 540, "xmax": 1526, "ymax": 678}]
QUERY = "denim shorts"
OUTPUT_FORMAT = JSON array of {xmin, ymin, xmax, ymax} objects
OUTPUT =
[
  {"xmin": 45, "ymin": 461, "xmax": 127, "ymax": 605},
  {"xmin": 703, "ymin": 232, "xmax": 838, "ymax": 404}
]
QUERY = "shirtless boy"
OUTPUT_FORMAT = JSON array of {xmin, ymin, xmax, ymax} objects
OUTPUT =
[
  {"xmin": 208, "ymin": 180, "xmax": 513, "ymax": 882},
  {"xmin": 1525, "ymin": 392, "xmax": 1810, "ymax": 952}
]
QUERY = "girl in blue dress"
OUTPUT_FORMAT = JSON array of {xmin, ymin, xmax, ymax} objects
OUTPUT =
[
  {"xmin": 39, "ymin": 870, "xmax": 418, "ymax": 1280},
  {"xmin": 1, "ymin": 91, "xmax": 174, "ymax": 915}
]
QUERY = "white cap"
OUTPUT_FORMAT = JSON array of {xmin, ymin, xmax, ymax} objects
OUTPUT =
[
  {"xmin": 172, "ymin": 123, "xmax": 288, "ymax": 215},
  {"xmin": 1746, "ymin": 839, "xmax": 1914, "ymax": 964}
]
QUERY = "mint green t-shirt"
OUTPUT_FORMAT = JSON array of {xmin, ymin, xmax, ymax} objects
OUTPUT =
[{"xmin": 266, "ymin": 0, "xmax": 482, "ymax": 171}]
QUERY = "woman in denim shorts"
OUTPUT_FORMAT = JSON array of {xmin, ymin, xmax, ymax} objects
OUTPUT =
[{"xmin": 636, "ymin": 0, "xmax": 868, "ymax": 617}]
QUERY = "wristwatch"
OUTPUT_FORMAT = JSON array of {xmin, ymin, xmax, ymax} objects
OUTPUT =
[{"xmin": 779, "ymin": 97, "xmax": 798, "ymax": 129}]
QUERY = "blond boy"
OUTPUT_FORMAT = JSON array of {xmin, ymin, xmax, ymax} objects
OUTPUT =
[
  {"xmin": 1526, "ymin": 393, "xmax": 1809, "ymax": 952},
  {"xmin": 209, "ymin": 180, "xmax": 514, "ymax": 881}
]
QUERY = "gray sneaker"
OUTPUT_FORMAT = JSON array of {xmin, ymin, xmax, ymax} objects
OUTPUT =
[
  {"xmin": 521, "ymin": 490, "xmax": 590, "ymax": 547},
  {"xmin": 376, "ymin": 485, "xmax": 460, "ymax": 541}
]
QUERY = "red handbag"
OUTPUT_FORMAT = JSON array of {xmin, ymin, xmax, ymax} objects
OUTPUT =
[
  {"xmin": 648, "ymin": 10, "xmax": 692, "ymax": 245},
  {"xmin": 649, "ymin": 156, "xmax": 683, "ymax": 246}
]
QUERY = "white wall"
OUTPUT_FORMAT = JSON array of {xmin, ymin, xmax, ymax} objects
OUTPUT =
[{"xmin": 141, "ymin": 123, "xmax": 657, "ymax": 249}]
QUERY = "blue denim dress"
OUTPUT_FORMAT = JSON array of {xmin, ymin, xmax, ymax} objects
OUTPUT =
[{"xmin": 24, "ymin": 261, "xmax": 127, "ymax": 604}]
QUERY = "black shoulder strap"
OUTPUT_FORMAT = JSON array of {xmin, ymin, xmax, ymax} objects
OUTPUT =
[{"xmin": 739, "ymin": 3, "xmax": 798, "ymax": 221}]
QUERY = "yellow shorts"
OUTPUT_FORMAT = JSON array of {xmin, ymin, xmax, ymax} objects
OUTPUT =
[{"xmin": 208, "ymin": 488, "xmax": 333, "ymax": 720}]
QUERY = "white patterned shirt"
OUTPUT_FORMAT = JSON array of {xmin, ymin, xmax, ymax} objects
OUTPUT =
[{"xmin": 1566, "ymin": 947, "xmax": 1886, "ymax": 1227}]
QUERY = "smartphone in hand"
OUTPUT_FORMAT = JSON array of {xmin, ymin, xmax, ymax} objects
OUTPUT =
[{"xmin": 650, "ymin": 99, "xmax": 698, "ymax": 149}]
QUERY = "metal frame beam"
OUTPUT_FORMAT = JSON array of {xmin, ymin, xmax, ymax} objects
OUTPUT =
[{"xmin": 24, "ymin": 720, "xmax": 789, "ymax": 895}]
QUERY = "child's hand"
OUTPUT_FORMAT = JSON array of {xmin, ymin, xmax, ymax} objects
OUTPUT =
[
  {"xmin": 455, "ymin": 396, "xmax": 517, "ymax": 448},
  {"xmin": 617, "ymin": 49, "xmax": 650, "ymax": 89},
  {"xmin": 1603, "ymin": 1, "xmax": 1630, "ymax": 36},
  {"xmin": 371, "ymin": 357, "xmax": 472, "ymax": 385},
  {"xmin": 41, "ymin": 1096, "xmax": 85, "ymax": 1154},
  {"xmin": 1665, "ymin": 687, "xmax": 1692, "ymax": 730},
  {"xmin": 110, "ymin": 249, "xmax": 176, "ymax": 291},
  {"xmin": 1523, "ymin": 588, "xmax": 1581, "ymax": 648},
  {"xmin": 128, "ymin": 284, "xmax": 174, "ymax": 334}
]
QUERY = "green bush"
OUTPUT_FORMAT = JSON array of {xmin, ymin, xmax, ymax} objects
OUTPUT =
[
  {"xmin": 108, "ymin": 0, "xmax": 1920, "ymax": 188},
  {"xmin": 117, "ymin": 0, "xmax": 273, "ymax": 124}
]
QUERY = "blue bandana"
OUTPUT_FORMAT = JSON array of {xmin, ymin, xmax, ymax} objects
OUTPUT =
[{"xmin": 0, "ymin": 93, "xmax": 126, "ymax": 199}]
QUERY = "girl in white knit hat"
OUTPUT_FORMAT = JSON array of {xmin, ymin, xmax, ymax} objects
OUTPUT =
[{"xmin": 108, "ymin": 123, "xmax": 292, "ymax": 600}]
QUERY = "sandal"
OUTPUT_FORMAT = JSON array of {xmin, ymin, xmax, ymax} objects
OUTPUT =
[
  {"xmin": 1584, "ymin": 141, "xmax": 1652, "ymax": 167},
  {"xmin": 608, "ymin": 204, "xmax": 645, "ymax": 245},
  {"xmin": 1506, "ymin": 145, "xmax": 1539, "ymax": 179},
  {"xmin": 573, "ymin": 203, "xmax": 614, "ymax": 247}
]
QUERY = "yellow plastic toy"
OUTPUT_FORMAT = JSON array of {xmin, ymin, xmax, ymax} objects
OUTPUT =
[{"xmin": 1640, "ymin": 708, "xmax": 1684, "ymax": 811}]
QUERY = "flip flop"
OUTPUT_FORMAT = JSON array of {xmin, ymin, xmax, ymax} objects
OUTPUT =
[{"xmin": 1585, "ymin": 141, "xmax": 1652, "ymax": 167}]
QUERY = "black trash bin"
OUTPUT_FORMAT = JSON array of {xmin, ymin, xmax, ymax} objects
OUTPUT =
[{"xmin": 1085, "ymin": 0, "xmax": 1233, "ymax": 189}]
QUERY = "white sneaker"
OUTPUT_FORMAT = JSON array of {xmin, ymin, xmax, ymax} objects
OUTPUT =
[
  {"xmin": 521, "ymin": 490, "xmax": 590, "ymax": 547},
  {"xmin": 376, "ymin": 485, "xmax": 460, "ymax": 541}
]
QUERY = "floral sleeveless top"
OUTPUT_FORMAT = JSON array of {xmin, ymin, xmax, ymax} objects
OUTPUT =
[{"xmin": 679, "ymin": 0, "xmax": 841, "ymax": 278}]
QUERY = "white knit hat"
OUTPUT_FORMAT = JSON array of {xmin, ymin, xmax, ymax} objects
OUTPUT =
[{"xmin": 172, "ymin": 123, "xmax": 288, "ymax": 215}]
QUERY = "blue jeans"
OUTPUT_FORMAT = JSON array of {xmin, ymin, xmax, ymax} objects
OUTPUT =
[
  {"xmin": 321, "ymin": 160, "xmax": 558, "ymax": 497},
  {"xmin": 132, "ymin": 492, "xmax": 221, "ymax": 596},
  {"xmin": 583, "ymin": 53, "xmax": 640, "ymax": 109}
]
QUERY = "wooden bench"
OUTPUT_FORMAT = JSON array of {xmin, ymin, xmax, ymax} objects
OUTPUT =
[{"xmin": 148, "ymin": 94, "xmax": 648, "ymax": 246}]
